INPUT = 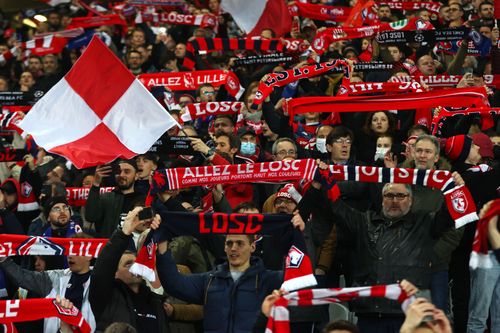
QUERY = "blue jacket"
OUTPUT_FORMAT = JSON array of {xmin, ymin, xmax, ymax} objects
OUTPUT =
[{"xmin": 157, "ymin": 251, "xmax": 282, "ymax": 333}]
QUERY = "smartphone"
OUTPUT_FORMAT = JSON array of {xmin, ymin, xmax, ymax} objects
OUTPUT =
[
  {"xmin": 111, "ymin": 163, "xmax": 121, "ymax": 176},
  {"xmin": 138, "ymin": 207, "xmax": 154, "ymax": 221},
  {"xmin": 41, "ymin": 184, "xmax": 52, "ymax": 197},
  {"xmin": 415, "ymin": 290, "xmax": 434, "ymax": 322}
]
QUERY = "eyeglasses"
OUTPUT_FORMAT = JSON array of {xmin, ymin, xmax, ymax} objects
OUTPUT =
[
  {"xmin": 333, "ymin": 138, "xmax": 352, "ymax": 145},
  {"xmin": 276, "ymin": 149, "xmax": 297, "ymax": 157},
  {"xmin": 383, "ymin": 193, "xmax": 410, "ymax": 201},
  {"xmin": 51, "ymin": 205, "xmax": 70, "ymax": 213},
  {"xmin": 202, "ymin": 91, "xmax": 215, "ymax": 95}
]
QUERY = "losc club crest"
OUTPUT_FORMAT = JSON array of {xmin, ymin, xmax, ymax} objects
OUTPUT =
[
  {"xmin": 313, "ymin": 37, "xmax": 324, "ymax": 51},
  {"xmin": 21, "ymin": 182, "xmax": 32, "ymax": 198},
  {"xmin": 146, "ymin": 240, "xmax": 156, "ymax": 260},
  {"xmin": 16, "ymin": 237, "xmax": 65, "ymax": 256},
  {"xmin": 183, "ymin": 73, "xmax": 195, "ymax": 90},
  {"xmin": 451, "ymin": 190, "xmax": 468, "ymax": 213},
  {"xmin": 52, "ymin": 299, "xmax": 79, "ymax": 316},
  {"xmin": 286, "ymin": 246, "xmax": 304, "ymax": 269}
]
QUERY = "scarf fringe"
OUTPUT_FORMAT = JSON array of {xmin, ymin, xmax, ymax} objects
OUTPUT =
[
  {"xmin": 455, "ymin": 212, "xmax": 480, "ymax": 228},
  {"xmin": 469, "ymin": 251, "xmax": 493, "ymax": 270},
  {"xmin": 281, "ymin": 273, "xmax": 317, "ymax": 292},
  {"xmin": 129, "ymin": 262, "xmax": 156, "ymax": 282}
]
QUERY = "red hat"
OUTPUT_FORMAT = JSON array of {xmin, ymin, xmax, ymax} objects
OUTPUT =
[
  {"xmin": 471, "ymin": 133, "xmax": 493, "ymax": 159},
  {"xmin": 274, "ymin": 184, "xmax": 302, "ymax": 205},
  {"xmin": 445, "ymin": 135, "xmax": 473, "ymax": 162}
]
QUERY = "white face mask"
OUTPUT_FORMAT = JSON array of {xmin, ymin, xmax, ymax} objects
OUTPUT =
[
  {"xmin": 316, "ymin": 138, "xmax": 327, "ymax": 153},
  {"xmin": 374, "ymin": 147, "xmax": 390, "ymax": 161}
]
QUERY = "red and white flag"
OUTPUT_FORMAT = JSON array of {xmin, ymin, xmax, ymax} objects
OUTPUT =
[
  {"xmin": 20, "ymin": 36, "xmax": 180, "ymax": 169},
  {"xmin": 221, "ymin": 0, "xmax": 292, "ymax": 37}
]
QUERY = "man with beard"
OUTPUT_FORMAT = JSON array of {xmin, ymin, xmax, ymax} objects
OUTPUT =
[
  {"xmin": 85, "ymin": 159, "xmax": 145, "ymax": 237},
  {"xmin": 42, "ymin": 196, "xmax": 81, "ymax": 238}
]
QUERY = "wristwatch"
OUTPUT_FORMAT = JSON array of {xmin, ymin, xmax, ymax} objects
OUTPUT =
[{"xmin": 205, "ymin": 148, "xmax": 215, "ymax": 157}]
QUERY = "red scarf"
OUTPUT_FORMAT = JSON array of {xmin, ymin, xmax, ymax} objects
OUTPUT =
[
  {"xmin": 0, "ymin": 298, "xmax": 91, "ymax": 333},
  {"xmin": 0, "ymin": 234, "xmax": 107, "ymax": 257},
  {"xmin": 65, "ymin": 14, "xmax": 128, "ymax": 30},
  {"xmin": 404, "ymin": 74, "xmax": 500, "ymax": 89},
  {"xmin": 379, "ymin": 1, "xmax": 442, "ymax": 14},
  {"xmin": 21, "ymin": 35, "xmax": 68, "ymax": 56},
  {"xmin": 282, "ymin": 38, "xmax": 310, "ymax": 54},
  {"xmin": 266, "ymin": 284, "xmax": 410, "ymax": 333},
  {"xmin": 138, "ymin": 70, "xmax": 244, "ymax": 99},
  {"xmin": 183, "ymin": 38, "xmax": 284, "ymax": 70},
  {"xmin": 181, "ymin": 102, "xmax": 243, "ymax": 122},
  {"xmin": 344, "ymin": 0, "xmax": 377, "ymax": 27},
  {"xmin": 470, "ymin": 199, "xmax": 500, "ymax": 269},
  {"xmin": 251, "ymin": 59, "xmax": 349, "ymax": 109},
  {"xmin": 288, "ymin": 2, "xmax": 351, "ymax": 22},
  {"xmin": 338, "ymin": 81, "xmax": 423, "ymax": 96},
  {"xmin": 313, "ymin": 18, "xmax": 433, "ymax": 54},
  {"xmin": 151, "ymin": 160, "xmax": 478, "ymax": 227},
  {"xmin": 431, "ymin": 107, "xmax": 500, "ymax": 135},
  {"xmin": 135, "ymin": 11, "xmax": 217, "ymax": 28},
  {"xmin": 0, "ymin": 111, "xmax": 24, "ymax": 135},
  {"xmin": 65, "ymin": 187, "xmax": 115, "ymax": 206},
  {"xmin": 285, "ymin": 87, "xmax": 488, "ymax": 121}
]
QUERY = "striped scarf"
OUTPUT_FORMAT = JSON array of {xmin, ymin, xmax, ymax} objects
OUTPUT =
[
  {"xmin": 251, "ymin": 59, "xmax": 349, "ymax": 109},
  {"xmin": 183, "ymin": 37, "xmax": 284, "ymax": 70},
  {"xmin": 148, "ymin": 160, "xmax": 478, "ymax": 227},
  {"xmin": 0, "ymin": 298, "xmax": 91, "ymax": 333},
  {"xmin": 470, "ymin": 199, "xmax": 500, "ymax": 269},
  {"xmin": 265, "ymin": 284, "xmax": 411, "ymax": 333}
]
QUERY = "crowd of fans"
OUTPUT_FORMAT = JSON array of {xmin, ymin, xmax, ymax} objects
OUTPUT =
[{"xmin": 0, "ymin": 0, "xmax": 499, "ymax": 333}]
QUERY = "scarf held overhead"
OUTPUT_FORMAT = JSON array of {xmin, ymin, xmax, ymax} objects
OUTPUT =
[
  {"xmin": 284, "ymin": 87, "xmax": 488, "ymax": 120},
  {"xmin": 0, "ymin": 298, "xmax": 91, "ymax": 333},
  {"xmin": 150, "ymin": 160, "xmax": 478, "ymax": 227},
  {"xmin": 394, "ymin": 74, "xmax": 500, "ymax": 89},
  {"xmin": 288, "ymin": 2, "xmax": 351, "ymax": 22},
  {"xmin": 251, "ymin": 59, "xmax": 349, "ymax": 109},
  {"xmin": 265, "ymin": 284, "xmax": 411, "ymax": 333},
  {"xmin": 65, "ymin": 187, "xmax": 115, "ymax": 206},
  {"xmin": 135, "ymin": 11, "xmax": 217, "ymax": 28},
  {"xmin": 312, "ymin": 18, "xmax": 434, "ymax": 53},
  {"xmin": 181, "ymin": 102, "xmax": 244, "ymax": 122},
  {"xmin": 130, "ymin": 210, "xmax": 316, "ymax": 291},
  {"xmin": 183, "ymin": 38, "xmax": 284, "ymax": 70},
  {"xmin": 138, "ymin": 70, "xmax": 244, "ymax": 99}
]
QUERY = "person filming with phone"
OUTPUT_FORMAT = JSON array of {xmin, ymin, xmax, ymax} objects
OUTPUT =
[
  {"xmin": 85, "ymin": 159, "xmax": 146, "ymax": 237},
  {"xmin": 89, "ymin": 206, "xmax": 169, "ymax": 333}
]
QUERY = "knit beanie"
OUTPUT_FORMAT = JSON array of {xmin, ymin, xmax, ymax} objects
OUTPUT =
[
  {"xmin": 274, "ymin": 184, "xmax": 302, "ymax": 205},
  {"xmin": 43, "ymin": 196, "xmax": 69, "ymax": 219},
  {"xmin": 471, "ymin": 133, "xmax": 493, "ymax": 159},
  {"xmin": 445, "ymin": 135, "xmax": 473, "ymax": 163}
]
